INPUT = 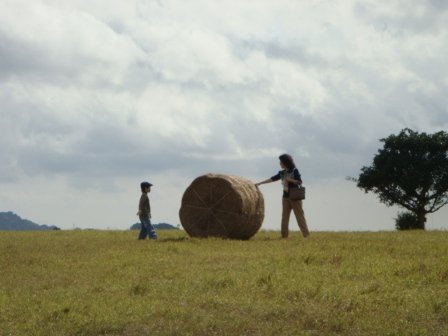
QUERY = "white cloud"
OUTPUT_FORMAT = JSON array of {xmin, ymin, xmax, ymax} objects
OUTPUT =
[{"xmin": 0, "ymin": 0, "xmax": 447, "ymax": 231}]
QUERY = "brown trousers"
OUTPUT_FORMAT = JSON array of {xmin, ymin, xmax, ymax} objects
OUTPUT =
[{"xmin": 281, "ymin": 198, "xmax": 310, "ymax": 238}]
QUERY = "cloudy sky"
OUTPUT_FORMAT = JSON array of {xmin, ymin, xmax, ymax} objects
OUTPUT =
[{"xmin": 1, "ymin": 0, "xmax": 447, "ymax": 231}]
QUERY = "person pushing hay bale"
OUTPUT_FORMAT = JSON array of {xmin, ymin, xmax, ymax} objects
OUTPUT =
[{"xmin": 179, "ymin": 174, "xmax": 264, "ymax": 240}]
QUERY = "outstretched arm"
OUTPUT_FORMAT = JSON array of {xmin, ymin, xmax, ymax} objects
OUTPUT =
[{"xmin": 255, "ymin": 178, "xmax": 273, "ymax": 187}]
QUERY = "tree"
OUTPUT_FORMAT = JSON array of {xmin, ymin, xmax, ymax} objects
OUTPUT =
[
  {"xmin": 395, "ymin": 211, "xmax": 420, "ymax": 231},
  {"xmin": 356, "ymin": 128, "xmax": 448, "ymax": 230}
]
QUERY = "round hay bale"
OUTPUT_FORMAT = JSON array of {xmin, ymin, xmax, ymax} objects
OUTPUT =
[{"xmin": 179, "ymin": 174, "xmax": 264, "ymax": 240}]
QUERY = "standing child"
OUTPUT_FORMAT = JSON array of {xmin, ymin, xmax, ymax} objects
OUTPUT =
[{"xmin": 137, "ymin": 181, "xmax": 157, "ymax": 240}]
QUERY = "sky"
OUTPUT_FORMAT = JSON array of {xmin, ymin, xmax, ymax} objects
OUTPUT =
[{"xmin": 1, "ymin": 0, "xmax": 447, "ymax": 231}]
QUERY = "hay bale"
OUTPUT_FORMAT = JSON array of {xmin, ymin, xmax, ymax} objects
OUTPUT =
[{"xmin": 179, "ymin": 174, "xmax": 264, "ymax": 240}]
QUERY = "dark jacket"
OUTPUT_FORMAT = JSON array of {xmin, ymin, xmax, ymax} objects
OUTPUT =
[
  {"xmin": 139, "ymin": 193, "xmax": 151, "ymax": 218},
  {"xmin": 271, "ymin": 168, "xmax": 302, "ymax": 197}
]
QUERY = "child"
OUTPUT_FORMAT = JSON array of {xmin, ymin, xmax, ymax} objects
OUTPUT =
[{"xmin": 137, "ymin": 181, "xmax": 157, "ymax": 240}]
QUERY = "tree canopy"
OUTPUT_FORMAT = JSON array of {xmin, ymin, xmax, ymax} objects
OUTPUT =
[{"xmin": 357, "ymin": 128, "xmax": 448, "ymax": 229}]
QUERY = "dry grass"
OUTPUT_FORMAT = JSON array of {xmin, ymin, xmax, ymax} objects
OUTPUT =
[{"xmin": 1, "ymin": 230, "xmax": 448, "ymax": 335}]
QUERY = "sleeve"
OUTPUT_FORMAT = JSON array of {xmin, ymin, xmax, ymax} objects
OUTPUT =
[
  {"xmin": 294, "ymin": 168, "xmax": 302, "ymax": 184},
  {"xmin": 138, "ymin": 195, "xmax": 144, "ymax": 211},
  {"xmin": 270, "ymin": 171, "xmax": 282, "ymax": 182}
]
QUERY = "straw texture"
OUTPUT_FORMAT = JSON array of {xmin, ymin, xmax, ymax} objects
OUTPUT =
[{"xmin": 179, "ymin": 174, "xmax": 264, "ymax": 239}]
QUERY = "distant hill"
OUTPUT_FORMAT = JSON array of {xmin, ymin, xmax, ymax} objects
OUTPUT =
[
  {"xmin": 0, "ymin": 212, "xmax": 60, "ymax": 231},
  {"xmin": 130, "ymin": 222, "xmax": 179, "ymax": 230}
]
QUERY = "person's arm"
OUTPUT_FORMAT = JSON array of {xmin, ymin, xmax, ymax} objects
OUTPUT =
[
  {"xmin": 256, "ymin": 171, "xmax": 282, "ymax": 187},
  {"xmin": 284, "ymin": 177, "xmax": 300, "ymax": 185},
  {"xmin": 285, "ymin": 168, "xmax": 302, "ymax": 185},
  {"xmin": 136, "ymin": 195, "xmax": 144, "ymax": 216},
  {"xmin": 255, "ymin": 178, "xmax": 273, "ymax": 187}
]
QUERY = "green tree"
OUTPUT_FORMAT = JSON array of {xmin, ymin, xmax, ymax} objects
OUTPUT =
[
  {"xmin": 395, "ymin": 211, "xmax": 420, "ymax": 231},
  {"xmin": 357, "ymin": 128, "xmax": 448, "ymax": 229}
]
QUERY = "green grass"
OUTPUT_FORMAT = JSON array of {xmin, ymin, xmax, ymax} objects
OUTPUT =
[{"xmin": 1, "ymin": 230, "xmax": 448, "ymax": 335}]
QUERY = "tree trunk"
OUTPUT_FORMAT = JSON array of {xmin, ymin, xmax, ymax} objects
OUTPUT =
[{"xmin": 416, "ymin": 211, "xmax": 426, "ymax": 230}]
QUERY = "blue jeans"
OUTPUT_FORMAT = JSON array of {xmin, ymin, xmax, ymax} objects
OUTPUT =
[{"xmin": 138, "ymin": 217, "xmax": 157, "ymax": 240}]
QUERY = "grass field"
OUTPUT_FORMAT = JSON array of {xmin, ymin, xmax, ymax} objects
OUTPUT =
[{"xmin": 1, "ymin": 230, "xmax": 448, "ymax": 336}]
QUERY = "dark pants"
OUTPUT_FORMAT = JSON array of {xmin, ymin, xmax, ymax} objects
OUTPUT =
[{"xmin": 138, "ymin": 217, "xmax": 157, "ymax": 240}]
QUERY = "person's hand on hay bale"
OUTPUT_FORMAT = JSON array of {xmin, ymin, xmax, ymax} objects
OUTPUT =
[{"xmin": 255, "ymin": 179, "xmax": 273, "ymax": 187}]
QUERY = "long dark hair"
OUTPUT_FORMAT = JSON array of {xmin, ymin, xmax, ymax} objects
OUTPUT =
[{"xmin": 279, "ymin": 154, "xmax": 296, "ymax": 170}]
